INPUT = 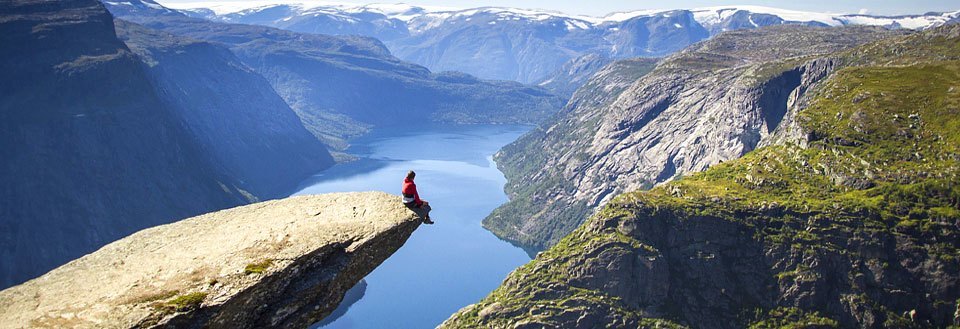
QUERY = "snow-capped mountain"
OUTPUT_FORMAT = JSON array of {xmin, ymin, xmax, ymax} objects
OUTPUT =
[{"xmin": 164, "ymin": 1, "xmax": 959, "ymax": 83}]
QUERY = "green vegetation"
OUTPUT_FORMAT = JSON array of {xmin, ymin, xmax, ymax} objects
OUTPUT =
[
  {"xmin": 244, "ymin": 259, "xmax": 274, "ymax": 275},
  {"xmin": 612, "ymin": 60, "xmax": 959, "ymax": 263},
  {"xmin": 146, "ymin": 291, "xmax": 208, "ymax": 320},
  {"xmin": 483, "ymin": 55, "xmax": 657, "ymax": 251},
  {"xmin": 749, "ymin": 307, "xmax": 839, "ymax": 329},
  {"xmin": 446, "ymin": 26, "xmax": 960, "ymax": 328},
  {"xmin": 166, "ymin": 292, "xmax": 208, "ymax": 312}
]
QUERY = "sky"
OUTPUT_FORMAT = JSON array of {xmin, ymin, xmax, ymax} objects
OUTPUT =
[{"xmin": 157, "ymin": 0, "xmax": 960, "ymax": 16}]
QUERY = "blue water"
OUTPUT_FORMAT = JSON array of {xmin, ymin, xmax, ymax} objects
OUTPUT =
[{"xmin": 292, "ymin": 124, "xmax": 532, "ymax": 328}]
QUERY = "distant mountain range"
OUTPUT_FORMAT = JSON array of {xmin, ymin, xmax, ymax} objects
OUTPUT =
[
  {"xmin": 105, "ymin": 0, "xmax": 564, "ymax": 151},
  {"xmin": 167, "ymin": 2, "xmax": 960, "ymax": 83}
]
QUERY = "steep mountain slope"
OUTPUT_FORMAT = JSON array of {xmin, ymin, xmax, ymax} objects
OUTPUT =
[
  {"xmin": 105, "ymin": 0, "xmax": 564, "ymax": 151},
  {"xmin": 114, "ymin": 20, "xmax": 333, "ymax": 197},
  {"xmin": 484, "ymin": 26, "xmax": 903, "ymax": 253},
  {"xmin": 0, "ymin": 0, "xmax": 247, "ymax": 288},
  {"xmin": 537, "ymin": 54, "xmax": 616, "ymax": 99},
  {"xmin": 175, "ymin": 3, "xmax": 960, "ymax": 83},
  {"xmin": 443, "ymin": 24, "xmax": 960, "ymax": 329}
]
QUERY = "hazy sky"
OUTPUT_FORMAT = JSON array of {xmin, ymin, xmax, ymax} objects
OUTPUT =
[{"xmin": 158, "ymin": 0, "xmax": 960, "ymax": 16}]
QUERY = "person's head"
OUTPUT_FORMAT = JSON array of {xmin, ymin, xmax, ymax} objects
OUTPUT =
[{"xmin": 406, "ymin": 170, "xmax": 416, "ymax": 180}]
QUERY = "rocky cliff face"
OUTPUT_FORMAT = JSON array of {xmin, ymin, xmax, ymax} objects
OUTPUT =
[
  {"xmin": 104, "ymin": 1, "xmax": 565, "ymax": 152},
  {"xmin": 484, "ymin": 26, "xmax": 903, "ymax": 253},
  {"xmin": 536, "ymin": 54, "xmax": 617, "ymax": 99},
  {"xmin": 443, "ymin": 25, "xmax": 960, "ymax": 328},
  {"xmin": 0, "ymin": 0, "xmax": 249, "ymax": 289},
  {"xmin": 115, "ymin": 20, "xmax": 334, "ymax": 198},
  {"xmin": 0, "ymin": 192, "xmax": 421, "ymax": 329},
  {"xmin": 0, "ymin": 0, "xmax": 342, "ymax": 290}
]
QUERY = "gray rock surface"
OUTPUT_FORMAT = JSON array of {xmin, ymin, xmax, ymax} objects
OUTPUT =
[
  {"xmin": 484, "ymin": 26, "xmax": 904, "ymax": 252},
  {"xmin": 0, "ymin": 192, "xmax": 421, "ymax": 329},
  {"xmin": 536, "ymin": 54, "xmax": 617, "ymax": 99},
  {"xmin": 443, "ymin": 26, "xmax": 960, "ymax": 328}
]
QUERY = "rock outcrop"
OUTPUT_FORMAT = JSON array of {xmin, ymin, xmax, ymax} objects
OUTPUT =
[
  {"xmin": 484, "ymin": 26, "xmax": 903, "ymax": 252},
  {"xmin": 443, "ymin": 25, "xmax": 960, "ymax": 328},
  {"xmin": 0, "ymin": 192, "xmax": 421, "ymax": 329}
]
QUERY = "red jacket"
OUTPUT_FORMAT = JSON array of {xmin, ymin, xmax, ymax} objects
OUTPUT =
[{"xmin": 401, "ymin": 178, "xmax": 422, "ymax": 206}]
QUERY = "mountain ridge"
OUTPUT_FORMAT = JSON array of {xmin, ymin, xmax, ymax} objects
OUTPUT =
[
  {"xmin": 483, "ymin": 25, "xmax": 905, "ymax": 253},
  {"xmin": 442, "ymin": 23, "xmax": 960, "ymax": 329},
  {"xmin": 168, "ymin": 1, "xmax": 959, "ymax": 82},
  {"xmin": 170, "ymin": 2, "xmax": 960, "ymax": 29},
  {"xmin": 105, "ymin": 0, "xmax": 564, "ymax": 152}
]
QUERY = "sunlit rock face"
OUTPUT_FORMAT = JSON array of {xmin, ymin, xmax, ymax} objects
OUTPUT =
[{"xmin": 0, "ymin": 192, "xmax": 422, "ymax": 329}]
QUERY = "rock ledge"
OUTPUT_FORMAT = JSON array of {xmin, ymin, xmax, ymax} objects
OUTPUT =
[{"xmin": 0, "ymin": 192, "xmax": 420, "ymax": 329}]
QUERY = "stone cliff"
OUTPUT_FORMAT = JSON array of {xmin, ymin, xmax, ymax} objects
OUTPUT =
[
  {"xmin": 0, "ymin": 0, "xmax": 250, "ymax": 288},
  {"xmin": 484, "ymin": 26, "xmax": 904, "ymax": 253},
  {"xmin": 114, "ymin": 20, "xmax": 334, "ymax": 198},
  {"xmin": 536, "ymin": 54, "xmax": 619, "ymax": 100},
  {"xmin": 443, "ymin": 25, "xmax": 960, "ymax": 328},
  {"xmin": 0, "ymin": 192, "xmax": 421, "ymax": 329}
]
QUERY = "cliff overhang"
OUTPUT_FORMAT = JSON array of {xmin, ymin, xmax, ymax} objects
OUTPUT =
[{"xmin": 0, "ymin": 192, "xmax": 421, "ymax": 328}]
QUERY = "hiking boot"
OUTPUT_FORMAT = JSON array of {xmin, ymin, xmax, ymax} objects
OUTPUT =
[{"xmin": 423, "ymin": 218, "xmax": 435, "ymax": 225}]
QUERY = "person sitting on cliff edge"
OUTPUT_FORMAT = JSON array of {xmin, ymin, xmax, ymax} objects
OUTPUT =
[{"xmin": 402, "ymin": 170, "xmax": 433, "ymax": 224}]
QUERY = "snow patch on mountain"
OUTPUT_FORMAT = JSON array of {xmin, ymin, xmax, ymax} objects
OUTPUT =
[
  {"xmin": 837, "ymin": 11, "xmax": 960, "ymax": 29},
  {"xmin": 162, "ymin": 1, "xmax": 959, "ymax": 33},
  {"xmin": 601, "ymin": 9, "xmax": 665, "ymax": 22},
  {"xmin": 692, "ymin": 5, "xmax": 843, "ymax": 26}
]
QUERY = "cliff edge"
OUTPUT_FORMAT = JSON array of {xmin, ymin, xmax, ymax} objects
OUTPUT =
[
  {"xmin": 443, "ymin": 25, "xmax": 960, "ymax": 328},
  {"xmin": 0, "ymin": 192, "xmax": 420, "ymax": 328}
]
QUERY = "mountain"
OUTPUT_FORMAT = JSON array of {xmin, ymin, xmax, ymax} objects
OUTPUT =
[
  {"xmin": 0, "ymin": 0, "xmax": 248, "ymax": 288},
  {"xmin": 537, "ymin": 53, "xmax": 617, "ymax": 99},
  {"xmin": 170, "ymin": 3, "xmax": 960, "ymax": 83},
  {"xmin": 0, "ymin": 0, "xmax": 336, "ymax": 289},
  {"xmin": 442, "ymin": 24, "xmax": 960, "ymax": 328},
  {"xmin": 0, "ymin": 192, "xmax": 422, "ymax": 328},
  {"xmin": 186, "ymin": 3, "xmax": 414, "ymax": 42},
  {"xmin": 114, "ymin": 20, "xmax": 334, "ymax": 198},
  {"xmin": 484, "ymin": 25, "xmax": 903, "ymax": 253},
  {"xmin": 104, "ymin": 0, "xmax": 564, "ymax": 152}
]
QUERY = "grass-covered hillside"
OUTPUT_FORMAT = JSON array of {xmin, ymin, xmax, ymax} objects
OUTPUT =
[{"xmin": 443, "ymin": 25, "xmax": 960, "ymax": 329}]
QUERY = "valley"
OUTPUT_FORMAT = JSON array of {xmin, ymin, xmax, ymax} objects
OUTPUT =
[{"xmin": 1, "ymin": 0, "xmax": 958, "ymax": 328}]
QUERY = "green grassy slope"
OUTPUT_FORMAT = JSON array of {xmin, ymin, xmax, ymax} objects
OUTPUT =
[{"xmin": 443, "ymin": 25, "xmax": 960, "ymax": 329}]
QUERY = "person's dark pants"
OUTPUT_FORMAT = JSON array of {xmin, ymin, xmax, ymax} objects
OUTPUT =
[{"xmin": 404, "ymin": 202, "xmax": 431, "ymax": 220}]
